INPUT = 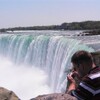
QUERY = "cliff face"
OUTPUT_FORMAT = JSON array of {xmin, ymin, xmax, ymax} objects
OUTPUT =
[
  {"xmin": 91, "ymin": 51, "xmax": 100, "ymax": 66},
  {"xmin": 31, "ymin": 93, "xmax": 77, "ymax": 100},
  {"xmin": 0, "ymin": 87, "xmax": 77, "ymax": 100}
]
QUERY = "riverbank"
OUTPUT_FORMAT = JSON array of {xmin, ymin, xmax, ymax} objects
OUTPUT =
[{"xmin": 0, "ymin": 21, "xmax": 100, "ymax": 32}]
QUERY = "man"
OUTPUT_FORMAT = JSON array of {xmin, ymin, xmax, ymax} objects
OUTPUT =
[{"xmin": 67, "ymin": 50, "xmax": 100, "ymax": 100}]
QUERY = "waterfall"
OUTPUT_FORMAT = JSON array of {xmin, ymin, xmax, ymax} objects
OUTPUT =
[{"xmin": 0, "ymin": 34, "xmax": 94, "ymax": 99}]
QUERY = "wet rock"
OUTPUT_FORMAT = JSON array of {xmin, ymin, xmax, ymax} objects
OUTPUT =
[{"xmin": 91, "ymin": 51, "xmax": 100, "ymax": 66}]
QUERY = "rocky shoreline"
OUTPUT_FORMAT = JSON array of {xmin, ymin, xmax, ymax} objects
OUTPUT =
[
  {"xmin": 31, "ymin": 93, "xmax": 77, "ymax": 100},
  {"xmin": 82, "ymin": 29, "xmax": 100, "ymax": 36},
  {"xmin": 0, "ymin": 87, "xmax": 77, "ymax": 100}
]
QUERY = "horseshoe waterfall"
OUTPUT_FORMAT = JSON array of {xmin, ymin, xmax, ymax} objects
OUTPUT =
[{"xmin": 0, "ymin": 34, "xmax": 94, "ymax": 100}]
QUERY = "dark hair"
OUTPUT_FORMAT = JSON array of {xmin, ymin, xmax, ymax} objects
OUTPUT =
[{"xmin": 71, "ymin": 50, "xmax": 93, "ymax": 66}]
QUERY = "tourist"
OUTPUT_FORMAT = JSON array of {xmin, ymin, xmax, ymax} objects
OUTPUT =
[{"xmin": 67, "ymin": 50, "xmax": 100, "ymax": 100}]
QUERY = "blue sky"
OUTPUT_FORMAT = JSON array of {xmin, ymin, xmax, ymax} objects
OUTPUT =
[{"xmin": 0, "ymin": 0, "xmax": 100, "ymax": 28}]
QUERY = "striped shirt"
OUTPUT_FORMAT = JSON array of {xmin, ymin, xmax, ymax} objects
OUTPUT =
[{"xmin": 71, "ymin": 66, "xmax": 100, "ymax": 100}]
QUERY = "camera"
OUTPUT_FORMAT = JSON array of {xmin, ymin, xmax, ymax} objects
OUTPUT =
[{"xmin": 69, "ymin": 71, "xmax": 78, "ymax": 78}]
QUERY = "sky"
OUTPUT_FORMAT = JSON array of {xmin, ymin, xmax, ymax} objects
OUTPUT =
[{"xmin": 0, "ymin": 0, "xmax": 100, "ymax": 28}]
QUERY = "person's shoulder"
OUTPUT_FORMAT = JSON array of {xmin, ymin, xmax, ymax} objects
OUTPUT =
[
  {"xmin": 82, "ymin": 67, "xmax": 100, "ymax": 89},
  {"xmin": 88, "ymin": 66, "xmax": 100, "ymax": 80},
  {"xmin": 88, "ymin": 72, "xmax": 100, "ymax": 80}
]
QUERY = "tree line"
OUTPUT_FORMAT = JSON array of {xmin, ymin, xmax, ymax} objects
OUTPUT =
[{"xmin": 0, "ymin": 21, "xmax": 100, "ymax": 32}]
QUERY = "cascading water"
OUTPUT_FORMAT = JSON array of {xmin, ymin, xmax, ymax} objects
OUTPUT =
[{"xmin": 0, "ymin": 34, "xmax": 94, "ymax": 100}]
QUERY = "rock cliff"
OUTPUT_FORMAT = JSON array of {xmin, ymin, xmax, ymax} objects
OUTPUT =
[
  {"xmin": 0, "ymin": 87, "xmax": 20, "ymax": 100},
  {"xmin": 31, "ymin": 93, "xmax": 77, "ymax": 100}
]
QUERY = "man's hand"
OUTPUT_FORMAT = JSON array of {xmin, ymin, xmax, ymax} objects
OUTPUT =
[
  {"xmin": 66, "ymin": 72, "xmax": 77, "ymax": 93},
  {"xmin": 67, "ymin": 71, "xmax": 77, "ymax": 83}
]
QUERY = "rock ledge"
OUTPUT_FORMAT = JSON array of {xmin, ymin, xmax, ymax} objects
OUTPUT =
[{"xmin": 31, "ymin": 93, "xmax": 77, "ymax": 100}]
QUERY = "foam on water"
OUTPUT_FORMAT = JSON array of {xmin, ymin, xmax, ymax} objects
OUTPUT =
[{"xmin": 0, "ymin": 56, "xmax": 52, "ymax": 100}]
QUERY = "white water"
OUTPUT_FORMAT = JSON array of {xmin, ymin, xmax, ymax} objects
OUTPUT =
[
  {"xmin": 0, "ymin": 34, "xmax": 94, "ymax": 100},
  {"xmin": 0, "ymin": 57, "xmax": 52, "ymax": 100}
]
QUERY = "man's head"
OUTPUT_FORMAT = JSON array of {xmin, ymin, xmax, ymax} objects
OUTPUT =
[{"xmin": 71, "ymin": 50, "xmax": 95, "ymax": 78}]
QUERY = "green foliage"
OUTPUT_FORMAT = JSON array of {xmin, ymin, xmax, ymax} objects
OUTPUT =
[
  {"xmin": 0, "ymin": 21, "xmax": 100, "ymax": 32},
  {"xmin": 61, "ymin": 21, "xmax": 100, "ymax": 30}
]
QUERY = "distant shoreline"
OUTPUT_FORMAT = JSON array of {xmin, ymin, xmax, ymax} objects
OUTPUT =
[{"xmin": 0, "ymin": 21, "xmax": 100, "ymax": 36}]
